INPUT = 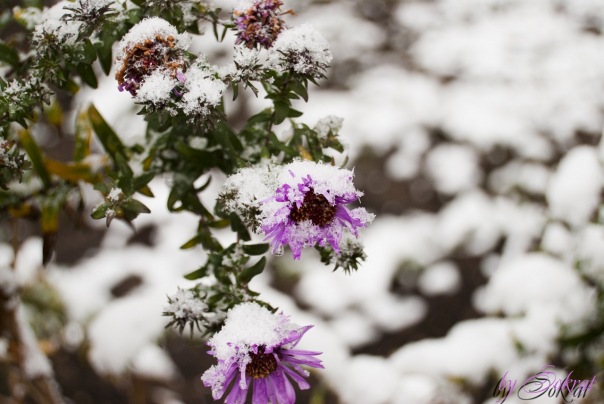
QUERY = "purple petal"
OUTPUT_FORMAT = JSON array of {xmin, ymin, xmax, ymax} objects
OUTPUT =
[
  {"xmin": 269, "ymin": 369, "xmax": 296, "ymax": 404},
  {"xmin": 225, "ymin": 374, "xmax": 250, "ymax": 404},
  {"xmin": 281, "ymin": 365, "xmax": 310, "ymax": 390},
  {"xmin": 252, "ymin": 378, "xmax": 268, "ymax": 404}
]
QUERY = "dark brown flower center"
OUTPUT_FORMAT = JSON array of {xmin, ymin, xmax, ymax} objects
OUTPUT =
[
  {"xmin": 115, "ymin": 34, "xmax": 185, "ymax": 95},
  {"xmin": 246, "ymin": 349, "xmax": 278, "ymax": 379},
  {"xmin": 289, "ymin": 189, "xmax": 337, "ymax": 227}
]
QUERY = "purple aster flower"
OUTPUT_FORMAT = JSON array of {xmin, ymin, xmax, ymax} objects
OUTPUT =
[
  {"xmin": 233, "ymin": 0, "xmax": 293, "ymax": 49},
  {"xmin": 201, "ymin": 302, "xmax": 323, "ymax": 404},
  {"xmin": 260, "ymin": 161, "xmax": 374, "ymax": 260}
]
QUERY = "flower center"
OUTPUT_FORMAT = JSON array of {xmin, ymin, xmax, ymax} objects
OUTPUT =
[
  {"xmin": 246, "ymin": 349, "xmax": 278, "ymax": 379},
  {"xmin": 289, "ymin": 189, "xmax": 337, "ymax": 227},
  {"xmin": 116, "ymin": 34, "xmax": 185, "ymax": 96}
]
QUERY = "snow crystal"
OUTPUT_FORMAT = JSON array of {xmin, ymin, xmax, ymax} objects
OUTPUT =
[
  {"xmin": 12, "ymin": 6, "xmax": 43, "ymax": 30},
  {"xmin": 314, "ymin": 115, "xmax": 343, "ymax": 138},
  {"xmin": 417, "ymin": 261, "xmax": 461, "ymax": 297},
  {"xmin": 115, "ymin": 17, "xmax": 191, "ymax": 63},
  {"xmin": 269, "ymin": 24, "xmax": 333, "ymax": 76},
  {"xmin": 164, "ymin": 288, "xmax": 207, "ymax": 319},
  {"xmin": 207, "ymin": 302, "xmax": 297, "ymax": 362},
  {"xmin": 33, "ymin": 1, "xmax": 81, "ymax": 46},
  {"xmin": 546, "ymin": 146, "xmax": 602, "ymax": 227},
  {"xmin": 424, "ymin": 143, "xmax": 482, "ymax": 195},
  {"xmin": 275, "ymin": 160, "xmax": 361, "ymax": 205},
  {"xmin": 107, "ymin": 187, "xmax": 123, "ymax": 202},
  {"xmin": 234, "ymin": 46, "xmax": 260, "ymax": 69},
  {"xmin": 234, "ymin": 0, "xmax": 255, "ymax": 12},
  {"xmin": 179, "ymin": 65, "xmax": 226, "ymax": 116},
  {"xmin": 135, "ymin": 69, "xmax": 179, "ymax": 106}
]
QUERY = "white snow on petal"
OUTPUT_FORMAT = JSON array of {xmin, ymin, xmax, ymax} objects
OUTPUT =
[{"xmin": 207, "ymin": 302, "xmax": 297, "ymax": 362}]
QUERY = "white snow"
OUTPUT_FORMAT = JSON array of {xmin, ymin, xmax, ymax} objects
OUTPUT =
[
  {"xmin": 107, "ymin": 187, "xmax": 123, "ymax": 202},
  {"xmin": 132, "ymin": 343, "xmax": 177, "ymax": 381},
  {"xmin": 417, "ymin": 261, "xmax": 461, "ymax": 296},
  {"xmin": 424, "ymin": 143, "xmax": 482, "ymax": 195},
  {"xmin": 0, "ymin": 243, "xmax": 16, "ymax": 296},
  {"xmin": 115, "ymin": 17, "xmax": 190, "ymax": 64},
  {"xmin": 546, "ymin": 146, "xmax": 603, "ymax": 227},
  {"xmin": 135, "ymin": 69, "xmax": 179, "ymax": 106},
  {"xmin": 269, "ymin": 24, "xmax": 333, "ymax": 76},
  {"xmin": 179, "ymin": 65, "xmax": 226, "ymax": 116},
  {"xmin": 17, "ymin": 306, "xmax": 53, "ymax": 377},
  {"xmin": 206, "ymin": 302, "xmax": 297, "ymax": 362}
]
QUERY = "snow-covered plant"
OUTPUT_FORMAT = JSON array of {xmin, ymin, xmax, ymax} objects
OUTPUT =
[{"xmin": 0, "ymin": 0, "xmax": 372, "ymax": 402}]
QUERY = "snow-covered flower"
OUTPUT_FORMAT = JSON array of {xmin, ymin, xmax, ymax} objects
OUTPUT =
[
  {"xmin": 314, "ymin": 115, "xmax": 344, "ymax": 139},
  {"xmin": 32, "ymin": 1, "xmax": 82, "ymax": 46},
  {"xmin": 115, "ymin": 17, "xmax": 189, "ymax": 96},
  {"xmin": 163, "ymin": 288, "xmax": 210, "ymax": 334},
  {"xmin": 201, "ymin": 302, "xmax": 323, "ymax": 403},
  {"xmin": 269, "ymin": 24, "xmax": 332, "ymax": 78},
  {"xmin": 178, "ymin": 64, "xmax": 226, "ymax": 118},
  {"xmin": 233, "ymin": 0, "xmax": 290, "ymax": 49},
  {"xmin": 134, "ymin": 68, "xmax": 181, "ymax": 109},
  {"xmin": 219, "ymin": 160, "xmax": 374, "ymax": 259}
]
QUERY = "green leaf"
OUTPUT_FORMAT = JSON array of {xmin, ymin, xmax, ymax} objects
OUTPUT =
[
  {"xmin": 87, "ymin": 104, "xmax": 131, "ymax": 173},
  {"xmin": 181, "ymin": 226, "xmax": 222, "ymax": 251},
  {"xmin": 184, "ymin": 265, "xmax": 208, "ymax": 280},
  {"xmin": 122, "ymin": 199, "xmax": 151, "ymax": 215},
  {"xmin": 19, "ymin": 129, "xmax": 52, "ymax": 189},
  {"xmin": 91, "ymin": 203, "xmax": 108, "ymax": 220},
  {"xmin": 291, "ymin": 80, "xmax": 309, "ymax": 102},
  {"xmin": 242, "ymin": 243, "xmax": 269, "ymax": 256},
  {"xmin": 273, "ymin": 100, "xmax": 290, "ymax": 125},
  {"xmin": 238, "ymin": 257, "xmax": 266, "ymax": 284},
  {"xmin": 133, "ymin": 172, "xmax": 155, "ymax": 194},
  {"xmin": 180, "ymin": 233, "xmax": 202, "ymax": 250},
  {"xmin": 96, "ymin": 41, "xmax": 113, "ymax": 76},
  {"xmin": 230, "ymin": 212, "xmax": 251, "ymax": 241},
  {"xmin": 232, "ymin": 82, "xmax": 239, "ymax": 101},
  {"xmin": 77, "ymin": 63, "xmax": 98, "ymax": 88},
  {"xmin": 83, "ymin": 39, "xmax": 97, "ymax": 63},
  {"xmin": 0, "ymin": 43, "xmax": 19, "ymax": 66}
]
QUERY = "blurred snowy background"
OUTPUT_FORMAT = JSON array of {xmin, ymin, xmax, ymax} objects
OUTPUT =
[{"xmin": 4, "ymin": 0, "xmax": 604, "ymax": 403}]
